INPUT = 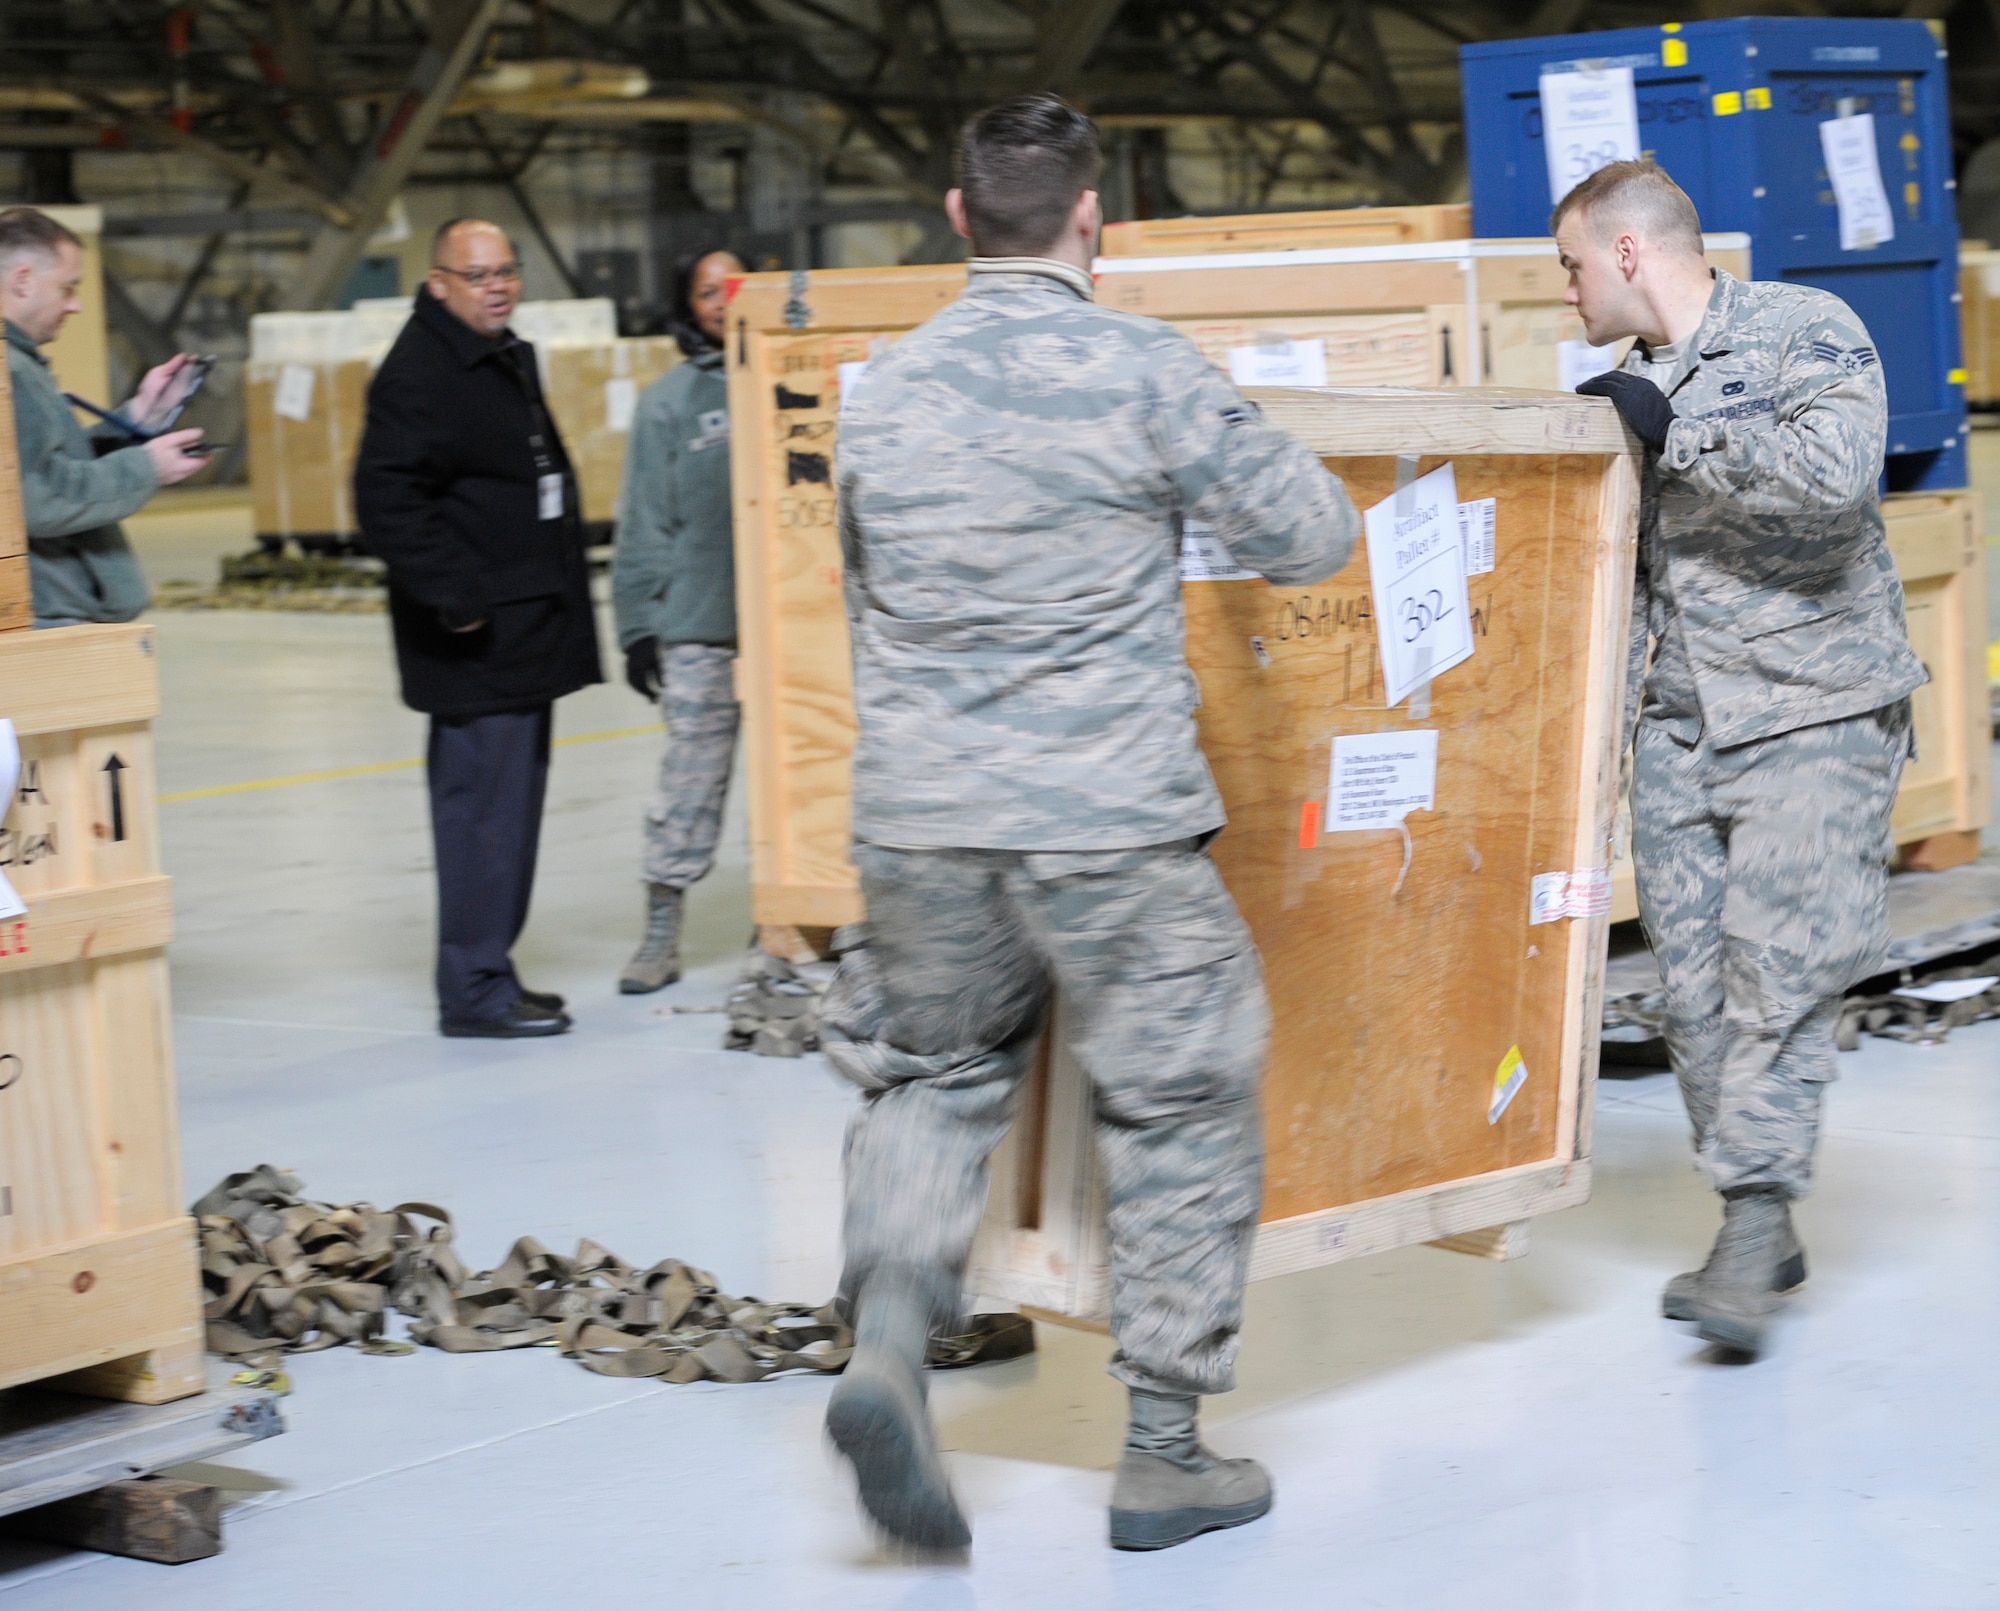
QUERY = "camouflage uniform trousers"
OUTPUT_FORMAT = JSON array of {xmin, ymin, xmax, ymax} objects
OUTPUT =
[
  {"xmin": 1632, "ymin": 701, "xmax": 1911, "ymax": 1198},
  {"xmin": 820, "ymin": 838, "xmax": 1268, "ymax": 1398},
  {"xmin": 643, "ymin": 643, "xmax": 739, "ymax": 889}
]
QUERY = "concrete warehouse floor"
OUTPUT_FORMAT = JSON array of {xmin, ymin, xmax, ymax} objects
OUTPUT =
[{"xmin": 0, "ymin": 520, "xmax": 1996, "ymax": 1606}]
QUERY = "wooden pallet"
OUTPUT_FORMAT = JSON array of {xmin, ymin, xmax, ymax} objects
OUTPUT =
[{"xmin": 726, "ymin": 257, "xmax": 1641, "ymax": 1316}]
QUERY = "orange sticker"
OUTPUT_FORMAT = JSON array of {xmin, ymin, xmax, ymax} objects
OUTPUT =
[{"xmin": 1299, "ymin": 800, "xmax": 1322, "ymax": 848}]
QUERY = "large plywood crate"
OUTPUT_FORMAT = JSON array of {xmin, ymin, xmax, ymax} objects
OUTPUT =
[
  {"xmin": 0, "ymin": 635, "xmax": 203, "ymax": 1400},
  {"xmin": 728, "ymin": 263, "xmax": 1641, "ymax": 1316},
  {"xmin": 0, "ymin": 358, "xmax": 201, "ymax": 1403}
]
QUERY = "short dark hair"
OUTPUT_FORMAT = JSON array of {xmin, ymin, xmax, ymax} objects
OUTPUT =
[
  {"xmin": 0, "ymin": 207, "xmax": 82, "ymax": 270},
  {"xmin": 431, "ymin": 216, "xmax": 508, "ymax": 264},
  {"xmin": 955, "ymin": 95, "xmax": 1102, "ymax": 256},
  {"xmin": 1550, "ymin": 159, "xmax": 1703, "ymax": 255}
]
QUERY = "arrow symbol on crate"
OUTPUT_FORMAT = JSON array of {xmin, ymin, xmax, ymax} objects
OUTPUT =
[{"xmin": 102, "ymin": 754, "xmax": 127, "ymax": 842}]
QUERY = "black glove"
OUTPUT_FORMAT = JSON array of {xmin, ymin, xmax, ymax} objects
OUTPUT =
[
  {"xmin": 624, "ymin": 636, "xmax": 663, "ymax": 701},
  {"xmin": 1576, "ymin": 370, "xmax": 1675, "ymax": 453}
]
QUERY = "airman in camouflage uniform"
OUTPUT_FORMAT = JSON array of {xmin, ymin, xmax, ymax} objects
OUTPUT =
[
  {"xmin": 1566, "ymin": 160, "xmax": 1926, "ymax": 1357},
  {"xmin": 822, "ymin": 94, "xmax": 1358, "ymax": 1559}
]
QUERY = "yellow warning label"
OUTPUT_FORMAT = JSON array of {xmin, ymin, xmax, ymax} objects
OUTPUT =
[
  {"xmin": 1661, "ymin": 20, "xmax": 1682, "ymax": 32},
  {"xmin": 1747, "ymin": 87, "xmax": 1771, "ymax": 110},
  {"xmin": 1712, "ymin": 91, "xmax": 1742, "ymax": 116},
  {"xmin": 1662, "ymin": 38, "xmax": 1688, "ymax": 66},
  {"xmin": 1950, "ymin": 368, "xmax": 1969, "ymax": 385},
  {"xmin": 1489, "ymin": 1044, "xmax": 1528, "ymax": 1125}
]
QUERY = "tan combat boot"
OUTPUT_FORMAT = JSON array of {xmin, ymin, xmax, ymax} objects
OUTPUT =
[
  {"xmin": 1108, "ymin": 1389, "xmax": 1273, "ymax": 1551},
  {"xmin": 1683, "ymin": 1185, "xmax": 1792, "ymax": 1355},
  {"xmin": 618, "ymin": 883, "xmax": 683, "ymax": 994},
  {"xmin": 1663, "ymin": 1200, "xmax": 1807, "ymax": 1321},
  {"xmin": 825, "ymin": 1276, "xmax": 969, "ymax": 1555}
]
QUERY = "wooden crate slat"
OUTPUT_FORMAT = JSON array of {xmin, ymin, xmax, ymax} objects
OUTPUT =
[{"xmin": 0, "ymin": 624, "xmax": 160, "ymax": 735}]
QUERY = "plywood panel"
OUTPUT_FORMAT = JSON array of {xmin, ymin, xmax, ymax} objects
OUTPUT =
[
  {"xmin": 1101, "ymin": 204, "xmax": 1472, "ymax": 257},
  {"xmin": 1188, "ymin": 452, "xmax": 1612, "ymax": 1212},
  {"xmin": 0, "ymin": 623, "xmax": 160, "ymax": 735}
]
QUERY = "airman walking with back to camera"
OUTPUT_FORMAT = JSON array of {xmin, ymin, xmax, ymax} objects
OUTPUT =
[
  {"xmin": 1561, "ymin": 160, "xmax": 1926, "ymax": 1357},
  {"xmin": 820, "ymin": 95, "xmax": 1359, "ymax": 1553}
]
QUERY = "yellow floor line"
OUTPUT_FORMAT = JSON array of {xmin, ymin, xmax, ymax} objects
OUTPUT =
[{"xmin": 160, "ymin": 723, "xmax": 663, "ymax": 804}]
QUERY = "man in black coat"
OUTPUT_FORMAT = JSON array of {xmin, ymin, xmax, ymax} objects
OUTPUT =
[{"xmin": 355, "ymin": 218, "xmax": 603, "ymax": 1037}]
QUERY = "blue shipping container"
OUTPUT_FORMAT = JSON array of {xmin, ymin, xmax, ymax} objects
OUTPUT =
[{"xmin": 1461, "ymin": 18, "xmax": 1965, "ymax": 490}]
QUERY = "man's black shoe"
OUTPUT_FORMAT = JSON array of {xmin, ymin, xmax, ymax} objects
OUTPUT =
[
  {"xmin": 440, "ymin": 999, "xmax": 572, "ymax": 1038},
  {"xmin": 518, "ymin": 987, "xmax": 566, "ymax": 1012}
]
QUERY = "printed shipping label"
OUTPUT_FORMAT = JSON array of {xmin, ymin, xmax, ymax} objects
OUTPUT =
[
  {"xmin": 274, "ymin": 363, "xmax": 316, "ymax": 423},
  {"xmin": 1327, "ymin": 729, "xmax": 1438, "ymax": 831},
  {"xmin": 1181, "ymin": 520, "xmax": 1257, "ymax": 582},
  {"xmin": 1363, "ymin": 462, "xmax": 1474, "ymax": 707},
  {"xmin": 1540, "ymin": 67, "xmax": 1640, "ymax": 207},
  {"xmin": 1226, "ymin": 338, "xmax": 1328, "ymax": 389},
  {"xmin": 1820, "ymin": 113, "xmax": 1896, "ymax": 251},
  {"xmin": 604, "ymin": 377, "xmax": 638, "ymax": 433},
  {"xmin": 1456, "ymin": 497, "xmax": 1496, "ymax": 576}
]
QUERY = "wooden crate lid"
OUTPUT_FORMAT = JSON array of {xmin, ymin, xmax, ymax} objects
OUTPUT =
[
  {"xmin": 0, "ymin": 625, "xmax": 161, "ymax": 733},
  {"xmin": 1250, "ymin": 387, "xmax": 1635, "ymax": 458}
]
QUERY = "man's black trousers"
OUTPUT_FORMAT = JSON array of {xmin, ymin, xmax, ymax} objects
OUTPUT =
[{"xmin": 426, "ymin": 705, "xmax": 551, "ymax": 1024}]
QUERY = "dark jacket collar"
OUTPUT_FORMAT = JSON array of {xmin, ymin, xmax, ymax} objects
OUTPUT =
[
  {"xmin": 411, "ymin": 288, "xmax": 520, "ymax": 370},
  {"xmin": 4, "ymin": 320, "xmax": 48, "ymax": 365}
]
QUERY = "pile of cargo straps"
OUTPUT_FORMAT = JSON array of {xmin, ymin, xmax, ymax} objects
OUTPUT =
[{"xmin": 195, "ymin": 1166, "xmax": 1031, "ymax": 1382}]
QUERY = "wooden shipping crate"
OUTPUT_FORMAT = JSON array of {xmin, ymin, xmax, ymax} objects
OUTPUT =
[
  {"xmin": 0, "ymin": 623, "xmax": 205, "ymax": 1403},
  {"xmin": 247, "ymin": 337, "xmax": 682, "ymax": 546},
  {"xmin": 1101, "ymin": 203, "xmax": 1471, "ymax": 257},
  {"xmin": 245, "ymin": 357, "xmax": 373, "ymax": 548},
  {"xmin": 1959, "ymin": 248, "xmax": 1998, "ymax": 405},
  {"xmin": 728, "ymin": 264, "xmax": 1642, "ymax": 1313},
  {"xmin": 0, "ymin": 353, "xmax": 27, "ymax": 632},
  {"xmin": 1605, "ymin": 489, "xmax": 1991, "ymax": 923},
  {"xmin": 1096, "ymin": 234, "xmax": 1750, "ymax": 394}
]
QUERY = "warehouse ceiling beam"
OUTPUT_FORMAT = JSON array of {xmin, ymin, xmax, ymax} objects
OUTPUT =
[
  {"xmin": 1030, "ymin": 0, "xmax": 1128, "ymax": 90},
  {"xmin": 64, "ymin": 86, "xmax": 361, "ymax": 228},
  {"xmin": 282, "ymin": 0, "xmax": 510, "ymax": 310},
  {"xmin": 270, "ymin": 0, "xmax": 359, "ymax": 184}
]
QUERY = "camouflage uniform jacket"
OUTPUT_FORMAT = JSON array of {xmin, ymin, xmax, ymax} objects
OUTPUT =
[
  {"xmin": 1622, "ymin": 269, "xmax": 1926, "ymax": 749},
  {"xmin": 836, "ymin": 258, "xmax": 1360, "ymax": 851}
]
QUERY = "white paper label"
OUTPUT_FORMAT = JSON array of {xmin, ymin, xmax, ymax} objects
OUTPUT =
[
  {"xmin": 1327, "ymin": 729, "xmax": 1438, "ymax": 832},
  {"xmin": 274, "ymin": 363, "xmax": 316, "ymax": 423},
  {"xmin": 1540, "ymin": 68, "xmax": 1641, "ymax": 207},
  {"xmin": 1530, "ymin": 868, "xmax": 1612, "ymax": 924},
  {"xmin": 1226, "ymin": 338, "xmax": 1328, "ymax": 389},
  {"xmin": 604, "ymin": 377, "xmax": 637, "ymax": 432},
  {"xmin": 1456, "ymin": 498, "xmax": 1496, "ymax": 577},
  {"xmin": 838, "ymin": 360, "xmax": 870, "ymax": 410},
  {"xmin": 538, "ymin": 473, "xmax": 564, "ymax": 521},
  {"xmin": 0, "ymin": 719, "xmax": 27, "ymax": 921},
  {"xmin": 1820, "ymin": 113, "xmax": 1896, "ymax": 251},
  {"xmin": 1364, "ymin": 463, "xmax": 1474, "ymax": 708},
  {"xmin": 1557, "ymin": 337, "xmax": 1622, "ymax": 392},
  {"xmin": 1893, "ymin": 976, "xmax": 1997, "ymax": 1004},
  {"xmin": 1180, "ymin": 520, "xmax": 1256, "ymax": 582}
]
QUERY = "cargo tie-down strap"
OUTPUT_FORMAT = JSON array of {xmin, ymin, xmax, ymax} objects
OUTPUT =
[{"xmin": 194, "ymin": 1166, "xmax": 1031, "ymax": 1383}]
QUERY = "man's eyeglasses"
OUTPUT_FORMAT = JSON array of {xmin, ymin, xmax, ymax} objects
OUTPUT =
[{"xmin": 435, "ymin": 263, "xmax": 522, "ymax": 287}]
